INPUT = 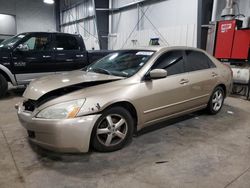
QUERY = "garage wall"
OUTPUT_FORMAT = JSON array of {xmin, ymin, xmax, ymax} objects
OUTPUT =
[
  {"xmin": 0, "ymin": 0, "xmax": 56, "ymax": 34},
  {"xmin": 0, "ymin": 14, "xmax": 16, "ymax": 35},
  {"xmin": 238, "ymin": 0, "xmax": 250, "ymax": 17},
  {"xmin": 214, "ymin": 0, "xmax": 250, "ymax": 20},
  {"xmin": 109, "ymin": 0, "xmax": 198, "ymax": 49},
  {"xmin": 60, "ymin": 0, "xmax": 100, "ymax": 50},
  {"xmin": 0, "ymin": 14, "xmax": 16, "ymax": 42}
]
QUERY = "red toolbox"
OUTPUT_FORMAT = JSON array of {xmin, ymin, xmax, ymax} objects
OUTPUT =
[{"xmin": 214, "ymin": 19, "xmax": 250, "ymax": 60}]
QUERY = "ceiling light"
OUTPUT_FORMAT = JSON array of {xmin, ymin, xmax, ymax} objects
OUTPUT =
[{"xmin": 43, "ymin": 0, "xmax": 54, "ymax": 4}]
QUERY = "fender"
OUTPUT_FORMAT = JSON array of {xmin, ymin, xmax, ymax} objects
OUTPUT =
[
  {"xmin": 0, "ymin": 64, "xmax": 17, "ymax": 86},
  {"xmin": 76, "ymin": 97, "xmax": 143, "ymax": 127}
]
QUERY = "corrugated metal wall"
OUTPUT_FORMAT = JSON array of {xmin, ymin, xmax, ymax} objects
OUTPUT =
[
  {"xmin": 60, "ymin": 0, "xmax": 100, "ymax": 50},
  {"xmin": 109, "ymin": 0, "xmax": 198, "ymax": 49},
  {"xmin": 60, "ymin": 0, "xmax": 199, "ymax": 50},
  {"xmin": 109, "ymin": 25, "xmax": 197, "ymax": 49}
]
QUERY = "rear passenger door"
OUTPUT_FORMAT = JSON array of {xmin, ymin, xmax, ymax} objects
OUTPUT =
[
  {"xmin": 53, "ymin": 34, "xmax": 87, "ymax": 72},
  {"xmin": 184, "ymin": 50, "xmax": 218, "ymax": 108}
]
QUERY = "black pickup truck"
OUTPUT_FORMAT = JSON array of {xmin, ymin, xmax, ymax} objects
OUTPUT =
[{"xmin": 0, "ymin": 32, "xmax": 112, "ymax": 97}]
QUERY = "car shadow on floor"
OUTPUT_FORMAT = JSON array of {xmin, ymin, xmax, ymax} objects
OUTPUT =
[
  {"xmin": 0, "ymin": 87, "xmax": 25, "ymax": 100},
  {"xmin": 28, "ymin": 141, "xmax": 92, "ymax": 162},
  {"xmin": 136, "ymin": 110, "xmax": 204, "ymax": 136}
]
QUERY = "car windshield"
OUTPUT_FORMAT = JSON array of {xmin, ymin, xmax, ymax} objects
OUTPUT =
[
  {"xmin": 84, "ymin": 50, "xmax": 155, "ymax": 77},
  {"xmin": 0, "ymin": 34, "xmax": 26, "ymax": 49}
]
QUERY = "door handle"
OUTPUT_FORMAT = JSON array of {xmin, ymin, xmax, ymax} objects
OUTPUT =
[
  {"xmin": 76, "ymin": 54, "xmax": 84, "ymax": 58},
  {"xmin": 179, "ymin": 79, "xmax": 189, "ymax": 84},
  {"xmin": 212, "ymin": 72, "xmax": 218, "ymax": 77},
  {"xmin": 43, "ymin": 55, "xmax": 51, "ymax": 58}
]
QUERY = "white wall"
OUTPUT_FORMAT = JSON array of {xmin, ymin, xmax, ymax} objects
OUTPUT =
[
  {"xmin": 109, "ymin": 0, "xmax": 198, "ymax": 49},
  {"xmin": 0, "ymin": 0, "xmax": 56, "ymax": 34},
  {"xmin": 61, "ymin": 19, "xmax": 99, "ymax": 50},
  {"xmin": 0, "ymin": 14, "xmax": 16, "ymax": 35},
  {"xmin": 60, "ymin": 0, "xmax": 100, "ymax": 50},
  {"xmin": 238, "ymin": 0, "xmax": 250, "ymax": 17}
]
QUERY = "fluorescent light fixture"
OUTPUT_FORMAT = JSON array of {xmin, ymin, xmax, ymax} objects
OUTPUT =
[{"xmin": 43, "ymin": 0, "xmax": 54, "ymax": 4}]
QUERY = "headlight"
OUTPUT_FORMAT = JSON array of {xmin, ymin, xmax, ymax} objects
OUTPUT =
[{"xmin": 36, "ymin": 99, "xmax": 85, "ymax": 119}]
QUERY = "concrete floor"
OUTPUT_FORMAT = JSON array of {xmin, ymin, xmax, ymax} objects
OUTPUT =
[{"xmin": 0, "ymin": 88, "xmax": 250, "ymax": 188}]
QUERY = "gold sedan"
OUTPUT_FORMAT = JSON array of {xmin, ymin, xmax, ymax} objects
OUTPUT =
[{"xmin": 17, "ymin": 47, "xmax": 232, "ymax": 153}]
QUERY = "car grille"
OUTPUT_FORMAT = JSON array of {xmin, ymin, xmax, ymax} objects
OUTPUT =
[{"xmin": 23, "ymin": 100, "xmax": 36, "ymax": 112}]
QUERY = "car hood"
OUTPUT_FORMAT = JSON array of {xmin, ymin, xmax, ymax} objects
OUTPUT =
[{"xmin": 23, "ymin": 70, "xmax": 123, "ymax": 100}]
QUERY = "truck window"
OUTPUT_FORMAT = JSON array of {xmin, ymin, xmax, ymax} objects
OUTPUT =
[
  {"xmin": 21, "ymin": 35, "xmax": 50, "ymax": 51},
  {"xmin": 55, "ymin": 35, "xmax": 80, "ymax": 51}
]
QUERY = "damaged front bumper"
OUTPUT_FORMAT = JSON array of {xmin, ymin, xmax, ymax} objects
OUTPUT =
[{"xmin": 16, "ymin": 102, "xmax": 101, "ymax": 153}]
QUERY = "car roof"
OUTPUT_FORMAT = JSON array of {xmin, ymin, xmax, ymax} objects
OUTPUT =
[{"xmin": 123, "ymin": 46, "xmax": 205, "ymax": 52}]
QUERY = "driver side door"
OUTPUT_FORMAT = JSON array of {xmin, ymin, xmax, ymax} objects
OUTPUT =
[
  {"xmin": 12, "ymin": 33, "xmax": 55, "ymax": 84},
  {"xmin": 137, "ymin": 50, "xmax": 191, "ymax": 126}
]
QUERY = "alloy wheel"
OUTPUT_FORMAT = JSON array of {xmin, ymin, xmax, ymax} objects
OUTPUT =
[
  {"xmin": 212, "ymin": 90, "xmax": 223, "ymax": 112},
  {"xmin": 96, "ymin": 114, "xmax": 128, "ymax": 147}
]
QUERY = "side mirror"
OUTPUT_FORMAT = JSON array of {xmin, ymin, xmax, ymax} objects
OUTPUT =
[
  {"xmin": 147, "ymin": 69, "xmax": 168, "ymax": 80},
  {"xmin": 16, "ymin": 44, "xmax": 29, "ymax": 52}
]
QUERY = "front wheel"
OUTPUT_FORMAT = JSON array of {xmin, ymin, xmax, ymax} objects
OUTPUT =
[
  {"xmin": 207, "ymin": 86, "xmax": 225, "ymax": 115},
  {"xmin": 92, "ymin": 107, "xmax": 134, "ymax": 152}
]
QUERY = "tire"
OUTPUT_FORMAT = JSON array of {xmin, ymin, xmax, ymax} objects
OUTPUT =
[
  {"xmin": 207, "ymin": 86, "xmax": 225, "ymax": 115},
  {"xmin": 0, "ymin": 74, "xmax": 8, "ymax": 98},
  {"xmin": 92, "ymin": 106, "xmax": 134, "ymax": 152}
]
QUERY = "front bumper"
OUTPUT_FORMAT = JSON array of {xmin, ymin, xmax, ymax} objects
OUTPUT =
[{"xmin": 17, "ymin": 103, "xmax": 100, "ymax": 153}]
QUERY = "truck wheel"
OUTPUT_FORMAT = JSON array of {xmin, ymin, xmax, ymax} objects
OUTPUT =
[
  {"xmin": 92, "ymin": 107, "xmax": 134, "ymax": 152},
  {"xmin": 0, "ymin": 74, "xmax": 8, "ymax": 98}
]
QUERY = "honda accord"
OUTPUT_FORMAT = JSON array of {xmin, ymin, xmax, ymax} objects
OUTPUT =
[{"xmin": 16, "ymin": 47, "xmax": 232, "ymax": 153}]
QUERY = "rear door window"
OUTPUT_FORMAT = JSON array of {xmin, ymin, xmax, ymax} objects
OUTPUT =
[
  {"xmin": 55, "ymin": 35, "xmax": 80, "ymax": 51},
  {"xmin": 152, "ymin": 50, "xmax": 185, "ymax": 76},
  {"xmin": 185, "ymin": 50, "xmax": 215, "ymax": 72}
]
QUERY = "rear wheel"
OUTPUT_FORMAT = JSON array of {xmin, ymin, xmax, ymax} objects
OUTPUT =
[
  {"xmin": 207, "ymin": 86, "xmax": 225, "ymax": 114},
  {"xmin": 0, "ymin": 74, "xmax": 8, "ymax": 98},
  {"xmin": 92, "ymin": 107, "xmax": 134, "ymax": 152}
]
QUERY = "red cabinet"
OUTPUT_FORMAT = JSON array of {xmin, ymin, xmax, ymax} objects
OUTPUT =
[
  {"xmin": 214, "ymin": 19, "xmax": 250, "ymax": 60},
  {"xmin": 231, "ymin": 30, "xmax": 250, "ymax": 59}
]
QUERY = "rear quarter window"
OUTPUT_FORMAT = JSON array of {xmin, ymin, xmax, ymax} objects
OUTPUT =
[{"xmin": 185, "ymin": 50, "xmax": 215, "ymax": 72}]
